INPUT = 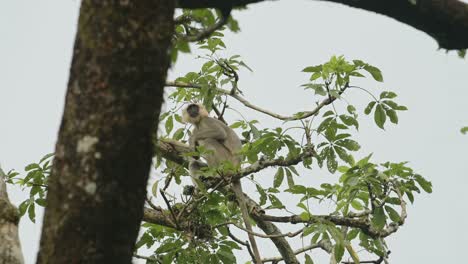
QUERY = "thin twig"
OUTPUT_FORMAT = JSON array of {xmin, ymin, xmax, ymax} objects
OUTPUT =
[
  {"xmin": 146, "ymin": 197, "xmax": 162, "ymax": 211},
  {"xmin": 342, "ymin": 251, "xmax": 391, "ymax": 264},
  {"xmin": 160, "ymin": 190, "xmax": 180, "ymax": 230},
  {"xmin": 227, "ymin": 227, "xmax": 257, "ymax": 263}
]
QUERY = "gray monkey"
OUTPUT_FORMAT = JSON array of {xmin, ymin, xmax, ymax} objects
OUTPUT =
[{"xmin": 182, "ymin": 103, "xmax": 262, "ymax": 264}]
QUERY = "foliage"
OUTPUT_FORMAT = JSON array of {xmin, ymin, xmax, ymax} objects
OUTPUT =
[
  {"xmin": 6, "ymin": 153, "xmax": 52, "ymax": 223},
  {"xmin": 8, "ymin": 8, "xmax": 432, "ymax": 264}
]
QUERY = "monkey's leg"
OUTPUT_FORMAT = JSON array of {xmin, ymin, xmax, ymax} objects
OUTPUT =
[{"xmin": 231, "ymin": 181, "xmax": 262, "ymax": 264}]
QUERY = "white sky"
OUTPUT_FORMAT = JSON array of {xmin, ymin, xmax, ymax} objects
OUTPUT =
[{"xmin": 1, "ymin": 0, "xmax": 467, "ymax": 263}]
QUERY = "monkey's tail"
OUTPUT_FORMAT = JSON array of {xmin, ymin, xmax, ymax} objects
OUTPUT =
[{"xmin": 231, "ymin": 181, "xmax": 262, "ymax": 264}]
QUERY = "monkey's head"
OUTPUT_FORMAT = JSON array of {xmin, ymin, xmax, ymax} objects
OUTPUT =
[{"xmin": 182, "ymin": 103, "xmax": 209, "ymax": 124}]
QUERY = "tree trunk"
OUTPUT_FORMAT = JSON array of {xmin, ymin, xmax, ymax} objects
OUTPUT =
[
  {"xmin": 0, "ymin": 168, "xmax": 24, "ymax": 264},
  {"xmin": 37, "ymin": 1, "xmax": 174, "ymax": 263}
]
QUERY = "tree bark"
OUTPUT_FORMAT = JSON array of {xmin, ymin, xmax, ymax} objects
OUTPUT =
[
  {"xmin": 0, "ymin": 168, "xmax": 24, "ymax": 264},
  {"xmin": 37, "ymin": 1, "xmax": 174, "ymax": 263}
]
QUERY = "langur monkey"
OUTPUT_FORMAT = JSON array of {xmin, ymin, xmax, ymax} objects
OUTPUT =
[{"xmin": 182, "ymin": 103, "xmax": 262, "ymax": 264}]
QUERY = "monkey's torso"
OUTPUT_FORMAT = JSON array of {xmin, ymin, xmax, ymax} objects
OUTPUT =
[{"xmin": 191, "ymin": 116, "xmax": 242, "ymax": 167}]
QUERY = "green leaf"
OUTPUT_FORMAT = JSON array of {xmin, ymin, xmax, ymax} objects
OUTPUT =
[
  {"xmin": 364, "ymin": 101, "xmax": 376, "ymax": 115},
  {"xmin": 327, "ymin": 148, "xmax": 338, "ymax": 173},
  {"xmin": 286, "ymin": 169, "xmax": 295, "ymax": 188},
  {"xmin": 173, "ymin": 128, "xmax": 185, "ymax": 140},
  {"xmin": 335, "ymin": 139, "xmax": 360, "ymax": 151},
  {"xmin": 382, "ymin": 100, "xmax": 399, "ymax": 110},
  {"xmin": 363, "ymin": 65, "xmax": 383, "ymax": 82},
  {"xmin": 386, "ymin": 109, "xmax": 398, "ymax": 124},
  {"xmin": 414, "ymin": 174, "xmax": 432, "ymax": 193},
  {"xmin": 217, "ymin": 247, "xmax": 236, "ymax": 264},
  {"xmin": 202, "ymin": 60, "xmax": 215, "ymax": 72},
  {"xmin": 347, "ymin": 105, "xmax": 357, "ymax": 115},
  {"xmin": 28, "ymin": 200, "xmax": 36, "ymax": 223},
  {"xmin": 268, "ymin": 194, "xmax": 285, "ymax": 209},
  {"xmin": 157, "ymin": 242, "xmax": 178, "ymax": 254},
  {"xmin": 310, "ymin": 72, "xmax": 321, "ymax": 81},
  {"xmin": 371, "ymin": 207, "xmax": 386, "ymax": 229},
  {"xmin": 25, "ymin": 163, "xmax": 40, "ymax": 171},
  {"xmin": 339, "ymin": 115, "xmax": 359, "ymax": 129},
  {"xmin": 461, "ymin": 126, "xmax": 468, "ymax": 134},
  {"xmin": 289, "ymin": 166, "xmax": 299, "ymax": 176},
  {"xmin": 334, "ymin": 243, "xmax": 345, "ymax": 262},
  {"xmin": 135, "ymin": 232, "xmax": 153, "ymax": 249},
  {"xmin": 302, "ymin": 65, "xmax": 322, "ymax": 73},
  {"xmin": 39, "ymin": 153, "xmax": 54, "ymax": 164},
  {"xmin": 151, "ymin": 180, "xmax": 159, "ymax": 197},
  {"xmin": 305, "ymin": 254, "xmax": 314, "ymax": 264},
  {"xmin": 165, "ymin": 115, "xmax": 174, "ymax": 134},
  {"xmin": 18, "ymin": 200, "xmax": 29, "ymax": 217},
  {"xmin": 380, "ymin": 91, "xmax": 397, "ymax": 99},
  {"xmin": 35, "ymin": 198, "xmax": 46, "ymax": 207},
  {"xmin": 239, "ymin": 61, "xmax": 253, "ymax": 72},
  {"xmin": 385, "ymin": 206, "xmax": 401, "ymax": 222},
  {"xmin": 351, "ymin": 199, "xmax": 364, "ymax": 210},
  {"xmin": 396, "ymin": 105, "xmax": 408, "ymax": 111},
  {"xmin": 273, "ymin": 168, "xmax": 285, "ymax": 188},
  {"xmin": 256, "ymin": 184, "xmax": 267, "ymax": 206},
  {"xmin": 374, "ymin": 104, "xmax": 386, "ymax": 129},
  {"xmin": 334, "ymin": 146, "xmax": 354, "ymax": 165},
  {"xmin": 347, "ymin": 229, "xmax": 359, "ymax": 240},
  {"xmin": 357, "ymin": 153, "xmax": 373, "ymax": 166}
]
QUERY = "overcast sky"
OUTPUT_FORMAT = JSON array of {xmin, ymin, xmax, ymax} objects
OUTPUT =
[{"xmin": 1, "ymin": 1, "xmax": 467, "ymax": 263}]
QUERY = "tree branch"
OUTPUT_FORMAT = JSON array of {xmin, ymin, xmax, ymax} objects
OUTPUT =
[
  {"xmin": 216, "ymin": 221, "xmax": 305, "ymax": 238},
  {"xmin": 0, "ymin": 167, "xmax": 24, "ymax": 264},
  {"xmin": 262, "ymin": 240, "xmax": 332, "ymax": 263},
  {"xmin": 167, "ymin": 81, "xmax": 340, "ymax": 121},
  {"xmin": 259, "ymin": 203, "xmax": 404, "ymax": 239},
  {"xmin": 177, "ymin": 0, "xmax": 468, "ymax": 49},
  {"xmin": 176, "ymin": 0, "xmax": 264, "ymax": 9},
  {"xmin": 321, "ymin": 0, "xmax": 468, "ymax": 50},
  {"xmin": 227, "ymin": 227, "xmax": 257, "ymax": 263}
]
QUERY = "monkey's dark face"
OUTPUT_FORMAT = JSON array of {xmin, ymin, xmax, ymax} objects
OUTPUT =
[
  {"xmin": 182, "ymin": 103, "xmax": 208, "ymax": 124},
  {"xmin": 187, "ymin": 104, "xmax": 200, "ymax": 118}
]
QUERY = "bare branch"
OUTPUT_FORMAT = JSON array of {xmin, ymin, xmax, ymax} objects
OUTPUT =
[
  {"xmin": 177, "ymin": 0, "xmax": 468, "ymax": 49},
  {"xmin": 165, "ymin": 81, "xmax": 340, "ymax": 121},
  {"xmin": 160, "ymin": 190, "xmax": 181, "ymax": 230},
  {"xmin": 342, "ymin": 251, "xmax": 391, "ymax": 264},
  {"xmin": 262, "ymin": 240, "xmax": 332, "ymax": 263},
  {"xmin": 260, "ymin": 208, "xmax": 405, "ymax": 239},
  {"xmin": 176, "ymin": 0, "xmax": 263, "ymax": 9},
  {"xmin": 143, "ymin": 207, "xmax": 177, "ymax": 229},
  {"xmin": 217, "ymin": 222, "xmax": 305, "ymax": 238},
  {"xmin": 227, "ymin": 227, "xmax": 257, "ymax": 263}
]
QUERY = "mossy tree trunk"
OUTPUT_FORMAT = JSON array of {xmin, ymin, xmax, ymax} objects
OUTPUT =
[
  {"xmin": 0, "ymin": 169, "xmax": 24, "ymax": 264},
  {"xmin": 37, "ymin": 1, "xmax": 174, "ymax": 263}
]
